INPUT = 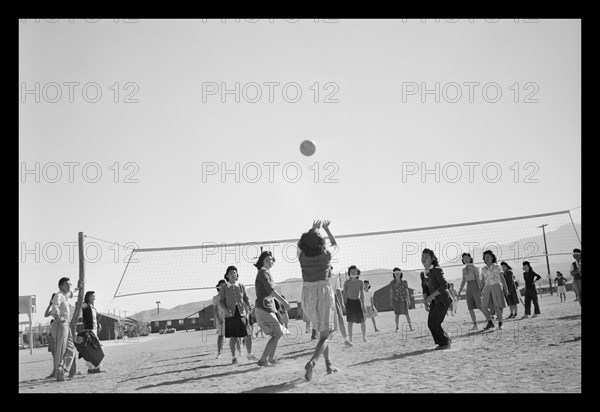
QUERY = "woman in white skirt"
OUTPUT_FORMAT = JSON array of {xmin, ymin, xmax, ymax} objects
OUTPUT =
[
  {"xmin": 480, "ymin": 250, "xmax": 509, "ymax": 330},
  {"xmin": 298, "ymin": 219, "xmax": 339, "ymax": 382}
]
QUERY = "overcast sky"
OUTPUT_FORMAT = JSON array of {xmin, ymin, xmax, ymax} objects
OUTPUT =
[{"xmin": 19, "ymin": 19, "xmax": 581, "ymax": 325}]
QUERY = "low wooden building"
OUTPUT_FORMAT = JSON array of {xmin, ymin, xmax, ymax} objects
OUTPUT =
[{"xmin": 147, "ymin": 307, "xmax": 215, "ymax": 333}]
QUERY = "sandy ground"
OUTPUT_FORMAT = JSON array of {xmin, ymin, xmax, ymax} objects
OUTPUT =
[{"xmin": 18, "ymin": 294, "xmax": 581, "ymax": 393}]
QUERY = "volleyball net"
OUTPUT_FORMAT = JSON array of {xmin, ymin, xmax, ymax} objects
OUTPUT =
[{"xmin": 112, "ymin": 210, "xmax": 580, "ymax": 298}]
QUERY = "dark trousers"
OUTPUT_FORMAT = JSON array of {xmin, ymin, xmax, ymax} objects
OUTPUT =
[
  {"xmin": 427, "ymin": 300, "xmax": 451, "ymax": 346},
  {"xmin": 524, "ymin": 288, "xmax": 541, "ymax": 315}
]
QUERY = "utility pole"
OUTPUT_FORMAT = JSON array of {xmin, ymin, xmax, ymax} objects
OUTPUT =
[
  {"xmin": 538, "ymin": 224, "xmax": 553, "ymax": 295},
  {"xmin": 156, "ymin": 301, "xmax": 161, "ymax": 315}
]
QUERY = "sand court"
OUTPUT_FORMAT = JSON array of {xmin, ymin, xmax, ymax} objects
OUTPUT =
[{"xmin": 19, "ymin": 296, "xmax": 581, "ymax": 393}]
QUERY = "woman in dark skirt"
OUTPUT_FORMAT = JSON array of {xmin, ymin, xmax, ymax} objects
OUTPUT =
[
  {"xmin": 501, "ymin": 261, "xmax": 519, "ymax": 318},
  {"xmin": 219, "ymin": 266, "xmax": 253, "ymax": 364},
  {"xmin": 389, "ymin": 268, "xmax": 414, "ymax": 332},
  {"xmin": 343, "ymin": 266, "xmax": 367, "ymax": 343}
]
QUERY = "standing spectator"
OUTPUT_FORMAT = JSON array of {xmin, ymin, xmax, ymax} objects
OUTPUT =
[
  {"xmin": 522, "ymin": 261, "xmax": 542, "ymax": 318},
  {"xmin": 457, "ymin": 253, "xmax": 492, "ymax": 330},
  {"xmin": 328, "ymin": 267, "xmax": 353, "ymax": 347},
  {"xmin": 363, "ymin": 280, "xmax": 380, "ymax": 332},
  {"xmin": 299, "ymin": 220, "xmax": 340, "ymax": 381},
  {"xmin": 254, "ymin": 251, "xmax": 291, "ymax": 367},
  {"xmin": 212, "ymin": 280, "xmax": 226, "ymax": 359},
  {"xmin": 219, "ymin": 266, "xmax": 254, "ymax": 364},
  {"xmin": 343, "ymin": 265, "xmax": 368, "ymax": 344},
  {"xmin": 389, "ymin": 268, "xmax": 414, "ymax": 332},
  {"xmin": 421, "ymin": 249, "xmax": 452, "ymax": 350},
  {"xmin": 501, "ymin": 262, "xmax": 519, "ymax": 318},
  {"xmin": 480, "ymin": 251, "xmax": 509, "ymax": 330},
  {"xmin": 76, "ymin": 291, "xmax": 105, "ymax": 374},
  {"xmin": 44, "ymin": 293, "xmax": 57, "ymax": 378},
  {"xmin": 570, "ymin": 248, "xmax": 581, "ymax": 306},
  {"xmin": 50, "ymin": 277, "xmax": 81, "ymax": 381},
  {"xmin": 554, "ymin": 271, "xmax": 568, "ymax": 303}
]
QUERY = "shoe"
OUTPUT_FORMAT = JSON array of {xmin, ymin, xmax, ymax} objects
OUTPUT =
[
  {"xmin": 246, "ymin": 354, "xmax": 257, "ymax": 361},
  {"xmin": 344, "ymin": 340, "xmax": 354, "ymax": 347},
  {"xmin": 231, "ymin": 357, "xmax": 238, "ymax": 365},
  {"xmin": 532, "ymin": 314, "xmax": 538, "ymax": 318},
  {"xmin": 470, "ymin": 324, "xmax": 478, "ymax": 331},
  {"xmin": 395, "ymin": 328, "xmax": 399, "ymax": 333},
  {"xmin": 304, "ymin": 360, "xmax": 315, "ymax": 382},
  {"xmin": 325, "ymin": 360, "xmax": 339, "ymax": 374},
  {"xmin": 498, "ymin": 322, "xmax": 503, "ymax": 330},
  {"xmin": 435, "ymin": 344, "xmax": 452, "ymax": 350},
  {"xmin": 88, "ymin": 369, "xmax": 105, "ymax": 374},
  {"xmin": 409, "ymin": 326, "xmax": 415, "ymax": 331},
  {"xmin": 56, "ymin": 374, "xmax": 72, "ymax": 382},
  {"xmin": 375, "ymin": 329, "xmax": 380, "ymax": 332},
  {"xmin": 363, "ymin": 338, "xmax": 369, "ymax": 343},
  {"xmin": 257, "ymin": 359, "xmax": 274, "ymax": 367},
  {"xmin": 216, "ymin": 353, "xmax": 221, "ymax": 359},
  {"xmin": 268, "ymin": 358, "xmax": 283, "ymax": 365},
  {"xmin": 483, "ymin": 321, "xmax": 495, "ymax": 331},
  {"xmin": 46, "ymin": 372, "xmax": 55, "ymax": 379},
  {"xmin": 55, "ymin": 366, "xmax": 68, "ymax": 382}
]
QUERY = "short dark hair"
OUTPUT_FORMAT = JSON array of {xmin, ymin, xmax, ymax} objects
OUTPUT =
[
  {"xmin": 58, "ymin": 277, "xmax": 70, "ymax": 287},
  {"xmin": 348, "ymin": 265, "xmax": 360, "ymax": 277},
  {"xmin": 298, "ymin": 229, "xmax": 326, "ymax": 257},
  {"xmin": 500, "ymin": 261, "xmax": 512, "ymax": 270},
  {"xmin": 216, "ymin": 279, "xmax": 226, "ymax": 289},
  {"xmin": 461, "ymin": 253, "xmax": 472, "ymax": 264},
  {"xmin": 422, "ymin": 249, "xmax": 439, "ymax": 267},
  {"xmin": 483, "ymin": 250, "xmax": 497, "ymax": 263},
  {"xmin": 522, "ymin": 261, "xmax": 531, "ymax": 271},
  {"xmin": 224, "ymin": 266, "xmax": 238, "ymax": 279},
  {"xmin": 392, "ymin": 269, "xmax": 403, "ymax": 280},
  {"xmin": 254, "ymin": 251, "xmax": 275, "ymax": 269},
  {"xmin": 573, "ymin": 248, "xmax": 581, "ymax": 254},
  {"xmin": 84, "ymin": 291, "xmax": 95, "ymax": 304}
]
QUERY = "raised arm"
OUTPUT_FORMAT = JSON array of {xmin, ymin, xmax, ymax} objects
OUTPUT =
[{"xmin": 321, "ymin": 220, "xmax": 337, "ymax": 247}]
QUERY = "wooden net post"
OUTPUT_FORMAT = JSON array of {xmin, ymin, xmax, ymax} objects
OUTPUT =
[{"xmin": 69, "ymin": 231, "xmax": 86, "ymax": 374}]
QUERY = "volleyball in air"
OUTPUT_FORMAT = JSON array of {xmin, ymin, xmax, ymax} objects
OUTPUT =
[{"xmin": 300, "ymin": 140, "xmax": 316, "ymax": 156}]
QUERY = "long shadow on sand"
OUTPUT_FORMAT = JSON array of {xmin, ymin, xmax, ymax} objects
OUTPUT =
[
  {"xmin": 19, "ymin": 375, "xmax": 87, "ymax": 389},
  {"xmin": 553, "ymin": 315, "xmax": 581, "ymax": 322},
  {"xmin": 242, "ymin": 377, "xmax": 306, "ymax": 393},
  {"xmin": 281, "ymin": 349, "xmax": 316, "ymax": 361},
  {"xmin": 118, "ymin": 362, "xmax": 232, "ymax": 384},
  {"xmin": 134, "ymin": 364, "xmax": 258, "ymax": 390},
  {"xmin": 347, "ymin": 348, "xmax": 434, "ymax": 368},
  {"xmin": 138, "ymin": 354, "xmax": 211, "ymax": 370}
]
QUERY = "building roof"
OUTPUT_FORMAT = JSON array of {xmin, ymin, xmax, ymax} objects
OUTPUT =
[{"xmin": 146, "ymin": 309, "xmax": 205, "ymax": 323}]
